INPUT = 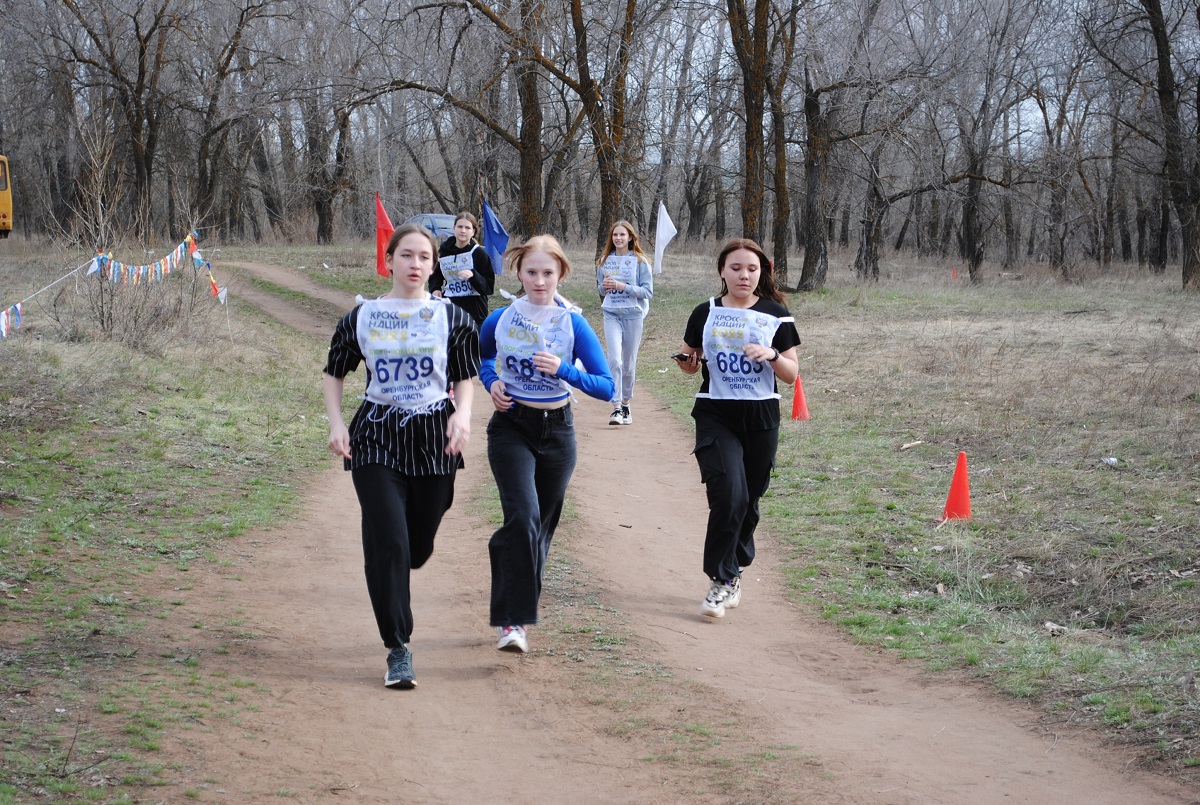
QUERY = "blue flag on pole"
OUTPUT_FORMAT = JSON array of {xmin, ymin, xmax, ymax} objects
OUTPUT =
[{"xmin": 481, "ymin": 198, "xmax": 509, "ymax": 274}]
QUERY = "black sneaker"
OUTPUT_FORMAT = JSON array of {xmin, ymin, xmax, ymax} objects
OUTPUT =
[{"xmin": 385, "ymin": 645, "xmax": 416, "ymax": 688}]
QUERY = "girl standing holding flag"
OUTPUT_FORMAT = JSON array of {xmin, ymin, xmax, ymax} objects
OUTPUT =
[
  {"xmin": 673, "ymin": 238, "xmax": 799, "ymax": 619},
  {"xmin": 480, "ymin": 235, "xmax": 614, "ymax": 653},
  {"xmin": 430, "ymin": 211, "xmax": 494, "ymax": 328},
  {"xmin": 596, "ymin": 220, "xmax": 654, "ymax": 425},
  {"xmin": 323, "ymin": 224, "xmax": 481, "ymax": 688}
]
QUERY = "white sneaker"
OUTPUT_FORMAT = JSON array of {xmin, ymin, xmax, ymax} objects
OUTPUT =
[
  {"xmin": 620, "ymin": 404, "xmax": 632, "ymax": 425},
  {"xmin": 700, "ymin": 580, "xmax": 732, "ymax": 618},
  {"xmin": 725, "ymin": 576, "xmax": 742, "ymax": 608},
  {"xmin": 497, "ymin": 625, "xmax": 528, "ymax": 653},
  {"xmin": 608, "ymin": 407, "xmax": 624, "ymax": 425}
]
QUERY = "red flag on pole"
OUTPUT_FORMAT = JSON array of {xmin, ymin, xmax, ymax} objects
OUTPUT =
[{"xmin": 375, "ymin": 192, "xmax": 395, "ymax": 277}]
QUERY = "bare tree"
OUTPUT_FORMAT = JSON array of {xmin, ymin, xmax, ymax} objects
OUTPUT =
[
  {"xmin": 55, "ymin": 0, "xmax": 190, "ymax": 238},
  {"xmin": 1088, "ymin": 0, "xmax": 1200, "ymax": 289}
]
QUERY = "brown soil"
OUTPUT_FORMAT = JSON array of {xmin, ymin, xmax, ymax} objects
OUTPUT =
[{"xmin": 152, "ymin": 262, "xmax": 1198, "ymax": 803}]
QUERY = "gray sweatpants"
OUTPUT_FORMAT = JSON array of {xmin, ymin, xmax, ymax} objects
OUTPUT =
[{"xmin": 602, "ymin": 311, "xmax": 645, "ymax": 403}]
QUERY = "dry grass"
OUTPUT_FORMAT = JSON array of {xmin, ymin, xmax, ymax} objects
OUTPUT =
[{"xmin": 631, "ymin": 246, "xmax": 1200, "ymax": 778}]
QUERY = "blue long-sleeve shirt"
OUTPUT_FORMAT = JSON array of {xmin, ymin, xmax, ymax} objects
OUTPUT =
[{"xmin": 480, "ymin": 305, "xmax": 615, "ymax": 402}]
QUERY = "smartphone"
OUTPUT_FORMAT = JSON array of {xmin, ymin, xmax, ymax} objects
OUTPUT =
[{"xmin": 671, "ymin": 352, "xmax": 691, "ymax": 361}]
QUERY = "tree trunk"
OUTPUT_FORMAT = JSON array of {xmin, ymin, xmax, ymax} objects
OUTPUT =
[
  {"xmin": 684, "ymin": 164, "xmax": 713, "ymax": 240},
  {"xmin": 715, "ymin": 188, "xmax": 726, "ymax": 241},
  {"xmin": 798, "ymin": 71, "xmax": 829, "ymax": 291},
  {"xmin": 252, "ymin": 128, "xmax": 284, "ymax": 232},
  {"xmin": 1151, "ymin": 187, "xmax": 1169, "ymax": 273},
  {"xmin": 515, "ymin": 42, "xmax": 544, "ymax": 237},
  {"xmin": 1135, "ymin": 189, "xmax": 1147, "ymax": 266},
  {"xmin": 1048, "ymin": 158, "xmax": 1068, "ymax": 278},
  {"xmin": 1140, "ymin": 0, "xmax": 1200, "ymax": 289},
  {"xmin": 1117, "ymin": 196, "xmax": 1132, "ymax": 262},
  {"xmin": 855, "ymin": 180, "xmax": 886, "ymax": 281},
  {"xmin": 926, "ymin": 192, "xmax": 940, "ymax": 256},
  {"xmin": 961, "ymin": 174, "xmax": 984, "ymax": 281},
  {"xmin": 726, "ymin": 0, "xmax": 769, "ymax": 243},
  {"xmin": 768, "ymin": 77, "xmax": 791, "ymax": 286},
  {"xmin": 893, "ymin": 214, "xmax": 910, "ymax": 251}
]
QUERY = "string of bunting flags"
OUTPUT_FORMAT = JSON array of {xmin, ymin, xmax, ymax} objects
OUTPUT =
[{"xmin": 1, "ymin": 231, "xmax": 226, "ymax": 340}]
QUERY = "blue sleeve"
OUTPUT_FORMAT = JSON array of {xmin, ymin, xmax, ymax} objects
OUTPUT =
[
  {"xmin": 555, "ymin": 313, "xmax": 616, "ymax": 401},
  {"xmin": 479, "ymin": 309, "xmax": 502, "ymax": 392}
]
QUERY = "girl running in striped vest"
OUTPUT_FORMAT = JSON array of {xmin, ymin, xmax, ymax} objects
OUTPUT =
[{"xmin": 323, "ymin": 224, "xmax": 481, "ymax": 687}]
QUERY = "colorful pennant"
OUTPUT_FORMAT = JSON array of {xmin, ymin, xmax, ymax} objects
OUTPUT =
[{"xmin": 1, "ymin": 232, "xmax": 227, "ymax": 340}]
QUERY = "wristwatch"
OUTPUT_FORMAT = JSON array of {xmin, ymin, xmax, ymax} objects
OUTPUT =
[{"xmin": 767, "ymin": 348, "xmax": 780, "ymax": 362}]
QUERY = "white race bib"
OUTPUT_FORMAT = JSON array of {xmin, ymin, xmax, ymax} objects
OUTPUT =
[
  {"xmin": 495, "ymin": 298, "xmax": 575, "ymax": 402},
  {"xmin": 600, "ymin": 255, "xmax": 638, "ymax": 311},
  {"xmin": 356, "ymin": 297, "xmax": 451, "ymax": 409},
  {"xmin": 699, "ymin": 299, "xmax": 782, "ymax": 401},
  {"xmin": 439, "ymin": 251, "xmax": 479, "ymax": 298}
]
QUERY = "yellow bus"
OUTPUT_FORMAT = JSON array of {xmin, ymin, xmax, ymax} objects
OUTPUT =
[{"xmin": 0, "ymin": 155, "xmax": 11, "ymax": 238}]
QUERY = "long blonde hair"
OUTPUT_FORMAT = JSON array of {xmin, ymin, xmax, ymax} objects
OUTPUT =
[{"xmin": 597, "ymin": 220, "xmax": 650, "ymax": 266}]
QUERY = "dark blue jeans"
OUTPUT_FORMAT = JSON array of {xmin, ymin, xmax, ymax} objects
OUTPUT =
[
  {"xmin": 692, "ymin": 414, "xmax": 778, "ymax": 582},
  {"xmin": 487, "ymin": 403, "xmax": 577, "ymax": 627}
]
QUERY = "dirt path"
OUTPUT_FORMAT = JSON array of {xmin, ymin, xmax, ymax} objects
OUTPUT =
[{"xmin": 156, "ymin": 262, "xmax": 1197, "ymax": 803}]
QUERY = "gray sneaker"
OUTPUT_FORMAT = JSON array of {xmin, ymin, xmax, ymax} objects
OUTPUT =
[{"xmin": 385, "ymin": 645, "xmax": 416, "ymax": 688}]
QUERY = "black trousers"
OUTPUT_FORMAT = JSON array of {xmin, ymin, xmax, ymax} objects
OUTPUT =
[
  {"xmin": 692, "ymin": 415, "xmax": 779, "ymax": 582},
  {"xmin": 486, "ymin": 403, "xmax": 577, "ymax": 627},
  {"xmin": 351, "ymin": 464, "xmax": 456, "ymax": 649}
]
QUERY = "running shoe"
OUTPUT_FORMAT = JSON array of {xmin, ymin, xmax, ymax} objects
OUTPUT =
[
  {"xmin": 497, "ymin": 625, "xmax": 529, "ymax": 653},
  {"xmin": 620, "ymin": 404, "xmax": 632, "ymax": 425},
  {"xmin": 609, "ymin": 407, "xmax": 624, "ymax": 425},
  {"xmin": 701, "ymin": 579, "xmax": 732, "ymax": 618},
  {"xmin": 384, "ymin": 644, "xmax": 416, "ymax": 688},
  {"xmin": 725, "ymin": 576, "xmax": 742, "ymax": 608}
]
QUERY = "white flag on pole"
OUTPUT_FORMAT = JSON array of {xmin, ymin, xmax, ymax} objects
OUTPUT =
[{"xmin": 653, "ymin": 201, "xmax": 677, "ymax": 275}]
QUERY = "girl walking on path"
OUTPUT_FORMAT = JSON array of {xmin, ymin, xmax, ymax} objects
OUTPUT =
[
  {"xmin": 323, "ymin": 224, "xmax": 481, "ymax": 687},
  {"xmin": 673, "ymin": 238, "xmax": 800, "ymax": 619},
  {"xmin": 429, "ymin": 211, "xmax": 495, "ymax": 328},
  {"xmin": 596, "ymin": 220, "xmax": 654, "ymax": 425},
  {"xmin": 480, "ymin": 235, "xmax": 615, "ymax": 653}
]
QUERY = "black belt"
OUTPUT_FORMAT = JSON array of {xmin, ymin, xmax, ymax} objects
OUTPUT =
[{"xmin": 507, "ymin": 400, "xmax": 571, "ymax": 421}]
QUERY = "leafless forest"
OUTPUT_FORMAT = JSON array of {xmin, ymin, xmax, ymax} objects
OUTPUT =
[{"xmin": 2, "ymin": 0, "xmax": 1199, "ymax": 289}]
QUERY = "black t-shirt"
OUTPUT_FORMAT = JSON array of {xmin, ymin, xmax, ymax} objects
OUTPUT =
[{"xmin": 683, "ymin": 296, "xmax": 801, "ymax": 431}]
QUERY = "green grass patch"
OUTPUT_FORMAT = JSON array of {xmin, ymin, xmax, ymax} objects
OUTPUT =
[{"xmin": 1, "ymin": 248, "xmax": 329, "ymax": 802}]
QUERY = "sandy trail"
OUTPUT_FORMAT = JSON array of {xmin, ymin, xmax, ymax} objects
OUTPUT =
[{"xmin": 155, "ymin": 262, "xmax": 1195, "ymax": 803}]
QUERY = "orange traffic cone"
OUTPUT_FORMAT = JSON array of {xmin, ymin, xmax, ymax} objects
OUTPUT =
[
  {"xmin": 940, "ymin": 451, "xmax": 971, "ymax": 521},
  {"xmin": 791, "ymin": 375, "xmax": 810, "ymax": 421}
]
